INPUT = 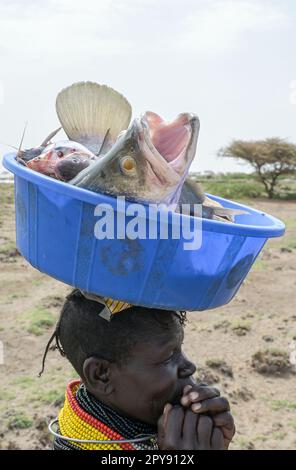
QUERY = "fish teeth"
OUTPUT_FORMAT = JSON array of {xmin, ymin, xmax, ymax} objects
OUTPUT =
[{"xmin": 56, "ymin": 81, "xmax": 132, "ymax": 155}]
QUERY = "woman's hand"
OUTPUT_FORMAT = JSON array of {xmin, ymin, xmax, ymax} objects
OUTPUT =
[
  {"xmin": 157, "ymin": 404, "xmax": 224, "ymax": 450},
  {"xmin": 180, "ymin": 384, "xmax": 235, "ymax": 449}
]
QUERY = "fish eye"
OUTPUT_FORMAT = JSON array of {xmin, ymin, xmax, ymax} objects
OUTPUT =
[
  {"xmin": 57, "ymin": 151, "xmax": 63, "ymax": 158},
  {"xmin": 120, "ymin": 156, "xmax": 136, "ymax": 173}
]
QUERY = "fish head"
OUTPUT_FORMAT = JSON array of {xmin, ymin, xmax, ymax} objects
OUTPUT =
[
  {"xmin": 54, "ymin": 152, "xmax": 94, "ymax": 181},
  {"xmin": 17, "ymin": 139, "xmax": 88, "ymax": 164},
  {"xmin": 71, "ymin": 111, "xmax": 200, "ymax": 204},
  {"xmin": 17, "ymin": 146, "xmax": 45, "ymax": 162},
  {"xmin": 26, "ymin": 150, "xmax": 59, "ymax": 176},
  {"xmin": 42, "ymin": 140, "xmax": 95, "ymax": 159},
  {"xmin": 25, "ymin": 141, "xmax": 95, "ymax": 178},
  {"xmin": 72, "ymin": 121, "xmax": 149, "ymax": 199}
]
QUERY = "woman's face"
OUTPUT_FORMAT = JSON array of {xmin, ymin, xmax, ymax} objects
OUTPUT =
[{"xmin": 105, "ymin": 325, "xmax": 197, "ymax": 425}]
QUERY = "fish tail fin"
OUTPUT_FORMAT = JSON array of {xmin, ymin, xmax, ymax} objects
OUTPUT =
[
  {"xmin": 212, "ymin": 208, "xmax": 247, "ymax": 222},
  {"xmin": 203, "ymin": 195, "xmax": 247, "ymax": 222},
  {"xmin": 55, "ymin": 81, "xmax": 132, "ymax": 154}
]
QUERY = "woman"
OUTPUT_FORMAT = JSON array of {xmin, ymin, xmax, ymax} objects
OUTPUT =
[{"xmin": 41, "ymin": 290, "xmax": 235, "ymax": 450}]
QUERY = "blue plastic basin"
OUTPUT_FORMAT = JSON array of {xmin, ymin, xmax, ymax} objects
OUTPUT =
[{"xmin": 3, "ymin": 153, "xmax": 285, "ymax": 311}]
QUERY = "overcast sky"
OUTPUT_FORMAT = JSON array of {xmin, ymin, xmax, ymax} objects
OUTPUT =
[{"xmin": 0, "ymin": 0, "xmax": 295, "ymax": 173}]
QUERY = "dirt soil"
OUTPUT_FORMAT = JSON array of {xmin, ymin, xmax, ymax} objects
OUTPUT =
[{"xmin": 0, "ymin": 184, "xmax": 295, "ymax": 450}]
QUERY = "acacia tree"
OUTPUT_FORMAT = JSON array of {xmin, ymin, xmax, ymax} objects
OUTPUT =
[{"xmin": 219, "ymin": 138, "xmax": 296, "ymax": 198}]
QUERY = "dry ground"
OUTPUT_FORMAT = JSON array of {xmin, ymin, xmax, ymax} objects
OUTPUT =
[{"xmin": 0, "ymin": 184, "xmax": 295, "ymax": 450}]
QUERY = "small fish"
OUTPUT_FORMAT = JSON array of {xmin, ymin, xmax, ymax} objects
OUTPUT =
[
  {"xmin": 24, "ymin": 141, "xmax": 96, "ymax": 178},
  {"xmin": 17, "ymin": 127, "xmax": 62, "ymax": 163},
  {"xmin": 25, "ymin": 149, "xmax": 59, "ymax": 177},
  {"xmin": 54, "ymin": 153, "xmax": 96, "ymax": 181},
  {"xmin": 41, "ymin": 141, "xmax": 95, "ymax": 159}
]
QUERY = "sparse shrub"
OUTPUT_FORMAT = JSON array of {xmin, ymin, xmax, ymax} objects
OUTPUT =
[
  {"xmin": 251, "ymin": 349, "xmax": 292, "ymax": 375},
  {"xmin": 7, "ymin": 413, "xmax": 32, "ymax": 430},
  {"xmin": 205, "ymin": 358, "xmax": 233, "ymax": 377}
]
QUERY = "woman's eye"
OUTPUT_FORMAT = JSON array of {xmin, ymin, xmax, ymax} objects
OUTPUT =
[
  {"xmin": 164, "ymin": 356, "xmax": 173, "ymax": 364},
  {"xmin": 163, "ymin": 350, "xmax": 178, "ymax": 363}
]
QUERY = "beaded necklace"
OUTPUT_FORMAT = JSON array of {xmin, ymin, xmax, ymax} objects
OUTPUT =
[{"xmin": 52, "ymin": 380, "xmax": 158, "ymax": 450}]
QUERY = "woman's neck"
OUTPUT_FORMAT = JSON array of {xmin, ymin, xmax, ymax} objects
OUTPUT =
[
  {"xmin": 77, "ymin": 383, "xmax": 157, "ymax": 437},
  {"xmin": 53, "ymin": 379, "xmax": 158, "ymax": 451}
]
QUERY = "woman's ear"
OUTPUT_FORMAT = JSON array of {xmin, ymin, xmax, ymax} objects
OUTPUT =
[{"xmin": 82, "ymin": 356, "xmax": 115, "ymax": 396}]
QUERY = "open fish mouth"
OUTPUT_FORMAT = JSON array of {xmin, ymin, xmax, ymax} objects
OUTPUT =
[
  {"xmin": 136, "ymin": 111, "xmax": 200, "ymax": 201},
  {"xmin": 139, "ymin": 111, "xmax": 199, "ymax": 180},
  {"xmin": 145, "ymin": 111, "xmax": 192, "ymax": 165}
]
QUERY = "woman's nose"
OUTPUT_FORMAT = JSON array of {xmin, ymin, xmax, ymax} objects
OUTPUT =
[{"xmin": 178, "ymin": 353, "xmax": 197, "ymax": 378}]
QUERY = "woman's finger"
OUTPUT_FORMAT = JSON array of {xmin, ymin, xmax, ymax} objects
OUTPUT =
[
  {"xmin": 157, "ymin": 403, "xmax": 173, "ymax": 448},
  {"xmin": 191, "ymin": 396, "xmax": 230, "ymax": 415},
  {"xmin": 183, "ymin": 385, "xmax": 193, "ymax": 395},
  {"xmin": 212, "ymin": 412, "xmax": 235, "ymax": 444},
  {"xmin": 161, "ymin": 406, "xmax": 184, "ymax": 450},
  {"xmin": 211, "ymin": 427, "xmax": 225, "ymax": 450},
  {"xmin": 181, "ymin": 385, "xmax": 220, "ymax": 407},
  {"xmin": 163, "ymin": 403, "xmax": 173, "ymax": 429},
  {"xmin": 212, "ymin": 411, "xmax": 235, "ymax": 431},
  {"xmin": 197, "ymin": 415, "xmax": 213, "ymax": 449},
  {"xmin": 182, "ymin": 409, "xmax": 199, "ymax": 448}
]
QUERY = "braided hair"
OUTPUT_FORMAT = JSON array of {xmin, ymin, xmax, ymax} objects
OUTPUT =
[{"xmin": 39, "ymin": 289, "xmax": 187, "ymax": 377}]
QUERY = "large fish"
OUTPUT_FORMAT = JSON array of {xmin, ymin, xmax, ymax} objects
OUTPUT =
[
  {"xmin": 70, "ymin": 111, "xmax": 199, "ymax": 205},
  {"xmin": 70, "ymin": 111, "xmax": 245, "ymax": 221}
]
